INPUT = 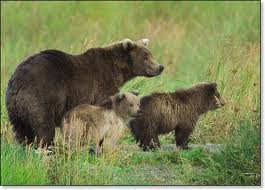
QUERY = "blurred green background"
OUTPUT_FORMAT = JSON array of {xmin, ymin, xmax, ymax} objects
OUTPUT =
[{"xmin": 1, "ymin": 2, "xmax": 260, "ymax": 185}]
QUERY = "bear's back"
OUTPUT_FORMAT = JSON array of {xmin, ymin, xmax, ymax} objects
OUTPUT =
[
  {"xmin": 61, "ymin": 103, "xmax": 125, "ymax": 148},
  {"xmin": 139, "ymin": 91, "xmax": 197, "ymax": 133},
  {"xmin": 8, "ymin": 49, "xmax": 75, "ymax": 91}
]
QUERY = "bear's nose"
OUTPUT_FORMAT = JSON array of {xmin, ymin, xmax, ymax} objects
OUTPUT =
[
  {"xmin": 137, "ymin": 109, "xmax": 143, "ymax": 115},
  {"xmin": 159, "ymin": 65, "xmax": 164, "ymax": 72}
]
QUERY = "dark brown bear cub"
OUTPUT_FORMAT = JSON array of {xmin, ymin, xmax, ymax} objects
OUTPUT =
[
  {"xmin": 6, "ymin": 38, "xmax": 164, "ymax": 146},
  {"xmin": 129, "ymin": 82, "xmax": 225, "ymax": 151}
]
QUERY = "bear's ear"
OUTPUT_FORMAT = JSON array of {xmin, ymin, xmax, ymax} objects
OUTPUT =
[
  {"xmin": 130, "ymin": 91, "xmax": 139, "ymax": 96},
  {"xmin": 206, "ymin": 82, "xmax": 217, "ymax": 95},
  {"xmin": 116, "ymin": 93, "xmax": 126, "ymax": 103},
  {"xmin": 209, "ymin": 82, "xmax": 217, "ymax": 89},
  {"xmin": 99, "ymin": 98, "xmax": 113, "ymax": 109},
  {"xmin": 137, "ymin": 38, "xmax": 149, "ymax": 47},
  {"xmin": 122, "ymin": 39, "xmax": 135, "ymax": 51}
]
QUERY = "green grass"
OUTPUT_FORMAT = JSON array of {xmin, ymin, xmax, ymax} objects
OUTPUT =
[
  {"xmin": 1, "ymin": 142, "xmax": 49, "ymax": 185},
  {"xmin": 1, "ymin": 1, "xmax": 260, "ymax": 185}
]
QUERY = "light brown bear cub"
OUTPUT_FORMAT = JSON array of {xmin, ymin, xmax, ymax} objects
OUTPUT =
[
  {"xmin": 60, "ymin": 92, "xmax": 141, "ymax": 153},
  {"xmin": 129, "ymin": 82, "xmax": 225, "ymax": 151}
]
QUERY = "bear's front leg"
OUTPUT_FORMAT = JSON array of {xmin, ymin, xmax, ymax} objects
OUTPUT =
[
  {"xmin": 89, "ymin": 137, "xmax": 104, "ymax": 155},
  {"xmin": 174, "ymin": 127, "xmax": 192, "ymax": 150},
  {"xmin": 140, "ymin": 136, "xmax": 159, "ymax": 151}
]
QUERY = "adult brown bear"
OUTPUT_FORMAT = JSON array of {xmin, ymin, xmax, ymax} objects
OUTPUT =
[{"xmin": 6, "ymin": 38, "xmax": 164, "ymax": 146}]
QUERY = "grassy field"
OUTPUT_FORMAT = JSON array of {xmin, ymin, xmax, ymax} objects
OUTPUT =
[{"xmin": 1, "ymin": 2, "xmax": 260, "ymax": 185}]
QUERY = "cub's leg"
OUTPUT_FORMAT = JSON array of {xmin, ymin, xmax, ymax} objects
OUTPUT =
[
  {"xmin": 151, "ymin": 135, "xmax": 161, "ymax": 149},
  {"xmin": 140, "ymin": 135, "xmax": 160, "ymax": 151},
  {"xmin": 89, "ymin": 138, "xmax": 104, "ymax": 155},
  {"xmin": 139, "ymin": 137, "xmax": 152, "ymax": 151},
  {"xmin": 174, "ymin": 126, "xmax": 193, "ymax": 149}
]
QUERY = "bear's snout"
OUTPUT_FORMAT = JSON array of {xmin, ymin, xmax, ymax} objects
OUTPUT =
[
  {"xmin": 137, "ymin": 109, "xmax": 143, "ymax": 115},
  {"xmin": 158, "ymin": 64, "xmax": 164, "ymax": 73},
  {"xmin": 145, "ymin": 63, "xmax": 164, "ymax": 77},
  {"xmin": 131, "ymin": 109, "xmax": 142, "ymax": 118}
]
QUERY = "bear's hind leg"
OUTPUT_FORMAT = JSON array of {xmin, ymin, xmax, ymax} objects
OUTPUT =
[
  {"xmin": 12, "ymin": 118, "xmax": 35, "ymax": 145},
  {"xmin": 35, "ymin": 119, "xmax": 56, "ymax": 148},
  {"xmin": 147, "ymin": 135, "xmax": 160, "ymax": 151},
  {"xmin": 153, "ymin": 135, "xmax": 161, "ymax": 148}
]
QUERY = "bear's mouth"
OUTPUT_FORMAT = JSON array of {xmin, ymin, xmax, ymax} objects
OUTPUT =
[
  {"xmin": 130, "ymin": 112, "xmax": 143, "ymax": 118},
  {"xmin": 146, "ymin": 70, "xmax": 163, "ymax": 77},
  {"xmin": 214, "ymin": 95, "xmax": 225, "ymax": 108},
  {"xmin": 146, "ymin": 73, "xmax": 158, "ymax": 77}
]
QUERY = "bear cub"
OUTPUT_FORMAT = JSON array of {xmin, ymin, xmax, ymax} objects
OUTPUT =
[
  {"xmin": 129, "ymin": 82, "xmax": 225, "ymax": 151},
  {"xmin": 60, "ymin": 92, "xmax": 141, "ymax": 153}
]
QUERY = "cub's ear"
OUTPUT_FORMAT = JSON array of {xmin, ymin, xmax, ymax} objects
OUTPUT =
[
  {"xmin": 122, "ymin": 39, "xmax": 135, "ymax": 51},
  {"xmin": 116, "ymin": 93, "xmax": 126, "ymax": 103},
  {"xmin": 209, "ymin": 82, "xmax": 217, "ymax": 89},
  {"xmin": 137, "ymin": 38, "xmax": 149, "ymax": 47},
  {"xmin": 99, "ymin": 98, "xmax": 113, "ymax": 109},
  {"xmin": 206, "ymin": 82, "xmax": 217, "ymax": 94},
  {"xmin": 130, "ymin": 91, "xmax": 139, "ymax": 96}
]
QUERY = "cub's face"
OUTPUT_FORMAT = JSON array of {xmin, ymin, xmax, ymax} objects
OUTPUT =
[
  {"xmin": 122, "ymin": 39, "xmax": 164, "ymax": 77},
  {"xmin": 114, "ymin": 92, "xmax": 141, "ymax": 119},
  {"xmin": 204, "ymin": 82, "xmax": 225, "ymax": 110}
]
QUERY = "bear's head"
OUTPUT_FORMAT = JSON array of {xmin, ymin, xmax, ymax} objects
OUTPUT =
[
  {"xmin": 199, "ymin": 82, "xmax": 225, "ymax": 111},
  {"xmin": 122, "ymin": 38, "xmax": 164, "ymax": 77},
  {"xmin": 99, "ymin": 91, "xmax": 141, "ymax": 121}
]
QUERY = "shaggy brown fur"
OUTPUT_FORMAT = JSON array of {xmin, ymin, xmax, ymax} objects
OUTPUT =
[
  {"xmin": 6, "ymin": 38, "xmax": 163, "ymax": 146},
  {"xmin": 129, "ymin": 82, "xmax": 225, "ymax": 151},
  {"xmin": 60, "ymin": 92, "xmax": 141, "ymax": 153}
]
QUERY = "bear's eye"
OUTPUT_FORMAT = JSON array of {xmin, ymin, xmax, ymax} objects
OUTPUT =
[{"xmin": 143, "ymin": 52, "xmax": 149, "ymax": 59}]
